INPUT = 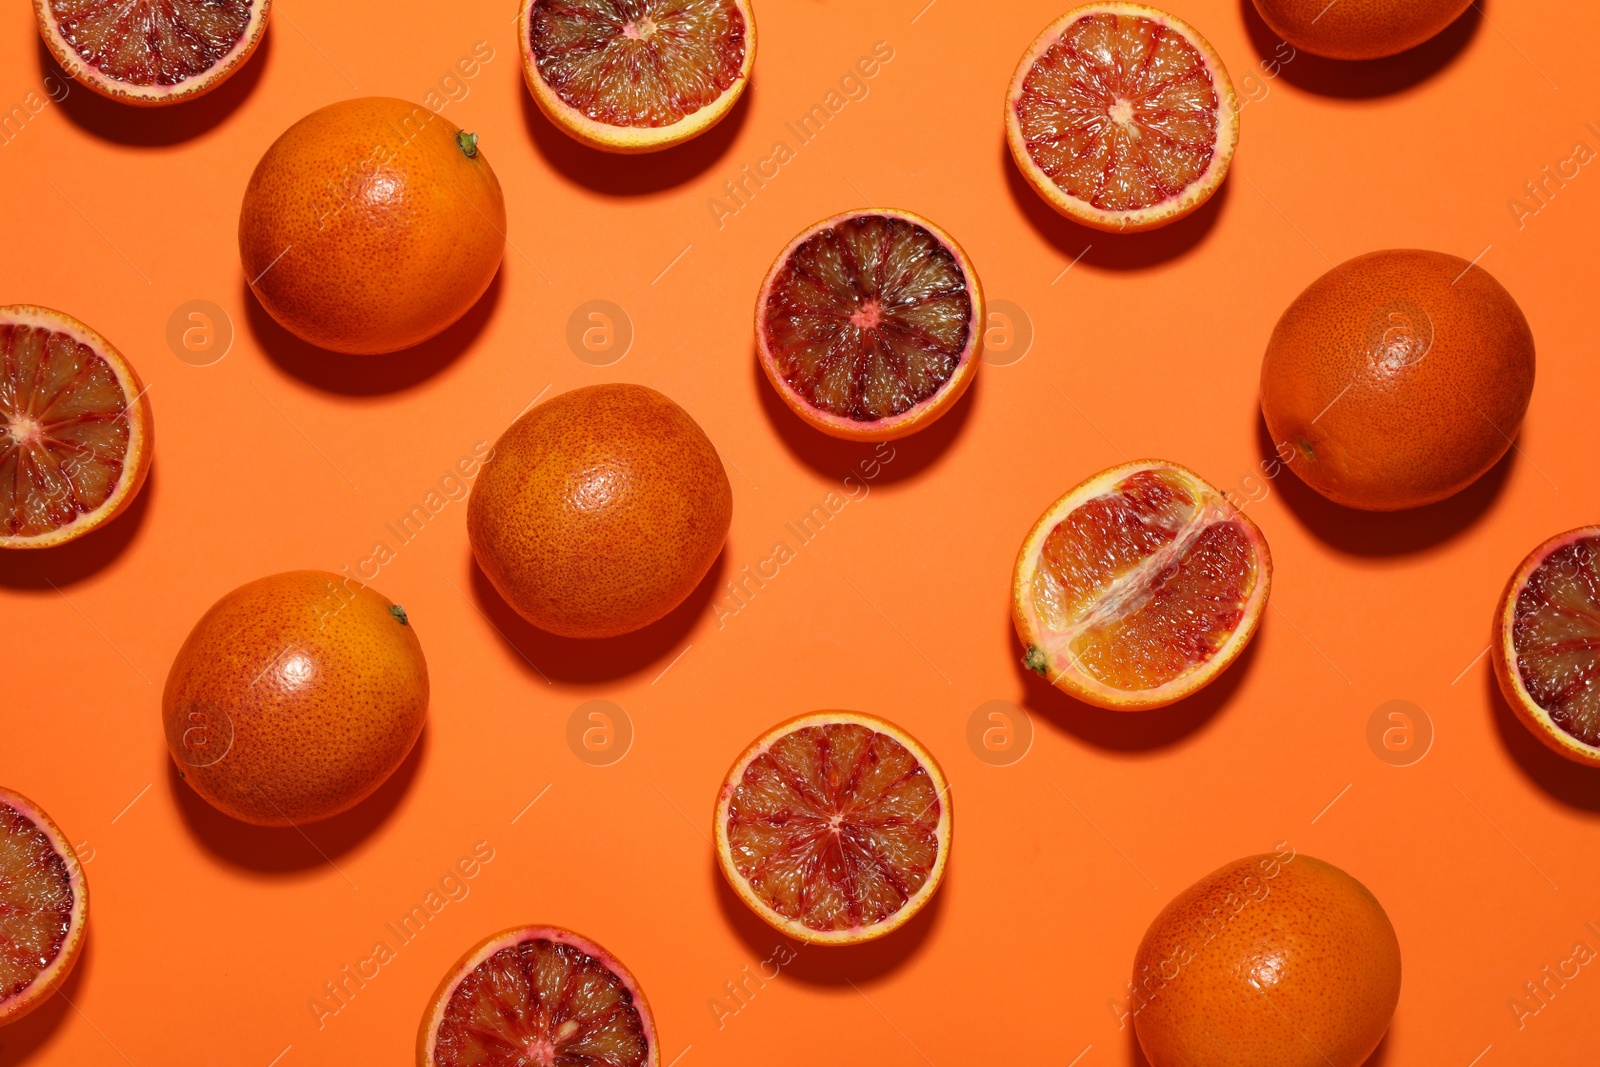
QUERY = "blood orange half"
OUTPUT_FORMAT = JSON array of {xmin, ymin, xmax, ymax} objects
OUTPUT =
[
  {"xmin": 714, "ymin": 711, "xmax": 952, "ymax": 945},
  {"xmin": 519, "ymin": 0, "xmax": 755, "ymax": 153},
  {"xmin": 418, "ymin": 926, "xmax": 658, "ymax": 1067},
  {"xmin": 0, "ymin": 788, "xmax": 87, "ymax": 1028},
  {"xmin": 1494, "ymin": 527, "xmax": 1600, "ymax": 767},
  {"xmin": 35, "ymin": 0, "xmax": 270, "ymax": 106},
  {"xmin": 756, "ymin": 210, "xmax": 983, "ymax": 441},
  {"xmin": 0, "ymin": 306, "xmax": 153, "ymax": 550},
  {"xmin": 1013, "ymin": 460, "xmax": 1271, "ymax": 710},
  {"xmin": 1005, "ymin": 3, "xmax": 1239, "ymax": 232}
]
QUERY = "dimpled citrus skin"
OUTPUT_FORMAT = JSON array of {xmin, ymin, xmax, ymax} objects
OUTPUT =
[
  {"xmin": 468, "ymin": 384, "xmax": 733, "ymax": 639},
  {"xmin": 1133, "ymin": 854, "xmax": 1401, "ymax": 1067},
  {"xmin": 238, "ymin": 97, "xmax": 506, "ymax": 355},
  {"xmin": 162, "ymin": 571, "xmax": 429, "ymax": 826},
  {"xmin": 1251, "ymin": 0, "xmax": 1472, "ymax": 60},
  {"xmin": 1260, "ymin": 249, "xmax": 1534, "ymax": 511}
]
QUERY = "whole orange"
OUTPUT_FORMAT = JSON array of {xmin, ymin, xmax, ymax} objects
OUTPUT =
[
  {"xmin": 163, "ymin": 571, "xmax": 429, "ymax": 826},
  {"xmin": 1251, "ymin": 0, "xmax": 1472, "ymax": 60},
  {"xmin": 468, "ymin": 384, "xmax": 732, "ymax": 639},
  {"xmin": 1132, "ymin": 852, "xmax": 1401, "ymax": 1067},
  {"xmin": 1260, "ymin": 249, "xmax": 1534, "ymax": 511},
  {"xmin": 238, "ymin": 97, "xmax": 506, "ymax": 355}
]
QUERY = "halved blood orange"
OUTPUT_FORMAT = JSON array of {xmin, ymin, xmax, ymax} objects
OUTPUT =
[
  {"xmin": 418, "ymin": 925, "xmax": 657, "ymax": 1067},
  {"xmin": 1005, "ymin": 3, "xmax": 1239, "ymax": 232},
  {"xmin": 756, "ymin": 210, "xmax": 983, "ymax": 441},
  {"xmin": 1494, "ymin": 527, "xmax": 1600, "ymax": 767},
  {"xmin": 35, "ymin": 0, "xmax": 270, "ymax": 107},
  {"xmin": 0, "ymin": 787, "xmax": 87, "ymax": 1027},
  {"xmin": 0, "ymin": 306, "xmax": 153, "ymax": 549},
  {"xmin": 714, "ymin": 711, "xmax": 952, "ymax": 945},
  {"xmin": 1013, "ymin": 460, "xmax": 1271, "ymax": 710},
  {"xmin": 519, "ymin": 0, "xmax": 755, "ymax": 154}
]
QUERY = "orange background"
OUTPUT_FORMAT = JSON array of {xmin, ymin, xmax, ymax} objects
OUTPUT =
[{"xmin": 2, "ymin": 1, "xmax": 1599, "ymax": 1064}]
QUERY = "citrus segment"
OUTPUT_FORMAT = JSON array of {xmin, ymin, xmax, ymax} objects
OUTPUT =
[
  {"xmin": 36, "ymin": 0, "xmax": 269, "ymax": 106},
  {"xmin": 1014, "ymin": 461, "xmax": 1270, "ymax": 709},
  {"xmin": 1006, "ymin": 3, "xmax": 1238, "ymax": 231},
  {"xmin": 419, "ymin": 926, "xmax": 657, "ymax": 1067},
  {"xmin": 0, "ymin": 788, "xmax": 87, "ymax": 1027},
  {"xmin": 520, "ymin": 0, "xmax": 755, "ymax": 153},
  {"xmin": 0, "ymin": 306, "xmax": 152, "ymax": 550},
  {"xmin": 756, "ymin": 210, "xmax": 983, "ymax": 441},
  {"xmin": 1494, "ymin": 528, "xmax": 1600, "ymax": 766},
  {"xmin": 715, "ymin": 712, "xmax": 952, "ymax": 945}
]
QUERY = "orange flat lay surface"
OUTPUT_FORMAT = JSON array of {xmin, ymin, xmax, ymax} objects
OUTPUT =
[{"xmin": 3, "ymin": 1, "xmax": 1600, "ymax": 1064}]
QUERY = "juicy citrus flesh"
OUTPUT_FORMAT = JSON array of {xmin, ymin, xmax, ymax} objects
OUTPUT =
[
  {"xmin": 0, "ymin": 320, "xmax": 134, "ymax": 541},
  {"xmin": 46, "ymin": 0, "xmax": 256, "ymax": 87},
  {"xmin": 724, "ymin": 721, "xmax": 944, "ymax": 937},
  {"xmin": 528, "ymin": 0, "xmax": 747, "ymax": 127},
  {"xmin": 1014, "ymin": 11, "xmax": 1221, "ymax": 213},
  {"xmin": 1509, "ymin": 535, "xmax": 1600, "ymax": 748},
  {"xmin": 1028, "ymin": 467, "xmax": 1260, "ymax": 692},
  {"xmin": 0, "ymin": 801, "xmax": 75, "ymax": 1006},
  {"xmin": 760, "ymin": 214, "xmax": 975, "ymax": 425},
  {"xmin": 431, "ymin": 936, "xmax": 652, "ymax": 1067}
]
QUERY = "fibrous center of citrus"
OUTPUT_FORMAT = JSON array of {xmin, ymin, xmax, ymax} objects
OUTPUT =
[
  {"xmin": 0, "ymin": 803, "xmax": 75, "ymax": 1001},
  {"xmin": 724, "ymin": 723, "xmax": 942, "ymax": 934},
  {"xmin": 1511, "ymin": 536, "xmax": 1600, "ymax": 746},
  {"xmin": 529, "ymin": 0, "xmax": 747, "ymax": 127},
  {"xmin": 48, "ymin": 0, "xmax": 256, "ymax": 88},
  {"xmin": 1028, "ymin": 468, "xmax": 1258, "ymax": 691},
  {"xmin": 431, "ymin": 938, "xmax": 651, "ymax": 1067},
  {"xmin": 761, "ymin": 214, "xmax": 975, "ymax": 424},
  {"xmin": 1014, "ymin": 13, "xmax": 1221, "ymax": 212},
  {"xmin": 0, "ymin": 322, "xmax": 135, "ymax": 540}
]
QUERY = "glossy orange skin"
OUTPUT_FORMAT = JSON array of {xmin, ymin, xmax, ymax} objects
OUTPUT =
[
  {"xmin": 239, "ymin": 98, "xmax": 506, "ymax": 355},
  {"xmin": 162, "ymin": 571, "xmax": 429, "ymax": 826},
  {"xmin": 1133, "ymin": 853, "xmax": 1401, "ymax": 1067},
  {"xmin": 468, "ymin": 384, "xmax": 732, "ymax": 639},
  {"xmin": 1260, "ymin": 250, "xmax": 1534, "ymax": 511},
  {"xmin": 1251, "ymin": 0, "xmax": 1472, "ymax": 60}
]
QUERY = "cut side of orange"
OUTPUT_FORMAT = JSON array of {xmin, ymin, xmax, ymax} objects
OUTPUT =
[
  {"xmin": 1013, "ymin": 460, "xmax": 1270, "ymax": 709},
  {"xmin": 1494, "ymin": 528, "xmax": 1600, "ymax": 767},
  {"xmin": 0, "ymin": 306, "xmax": 152, "ymax": 550},
  {"xmin": 714, "ymin": 711, "xmax": 952, "ymax": 945},
  {"xmin": 419, "ymin": 925, "xmax": 658, "ymax": 1067},
  {"xmin": 756, "ymin": 210, "xmax": 983, "ymax": 441},
  {"xmin": 1006, "ymin": 3, "xmax": 1238, "ymax": 232},
  {"xmin": 0, "ymin": 787, "xmax": 87, "ymax": 1028},
  {"xmin": 35, "ymin": 0, "xmax": 270, "ymax": 106},
  {"xmin": 519, "ymin": 0, "xmax": 755, "ymax": 153}
]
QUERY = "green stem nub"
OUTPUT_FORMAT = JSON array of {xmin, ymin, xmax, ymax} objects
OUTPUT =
[
  {"xmin": 389, "ymin": 604, "xmax": 410, "ymax": 626},
  {"xmin": 457, "ymin": 131, "xmax": 480, "ymax": 159},
  {"xmin": 1023, "ymin": 646, "xmax": 1049, "ymax": 676}
]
